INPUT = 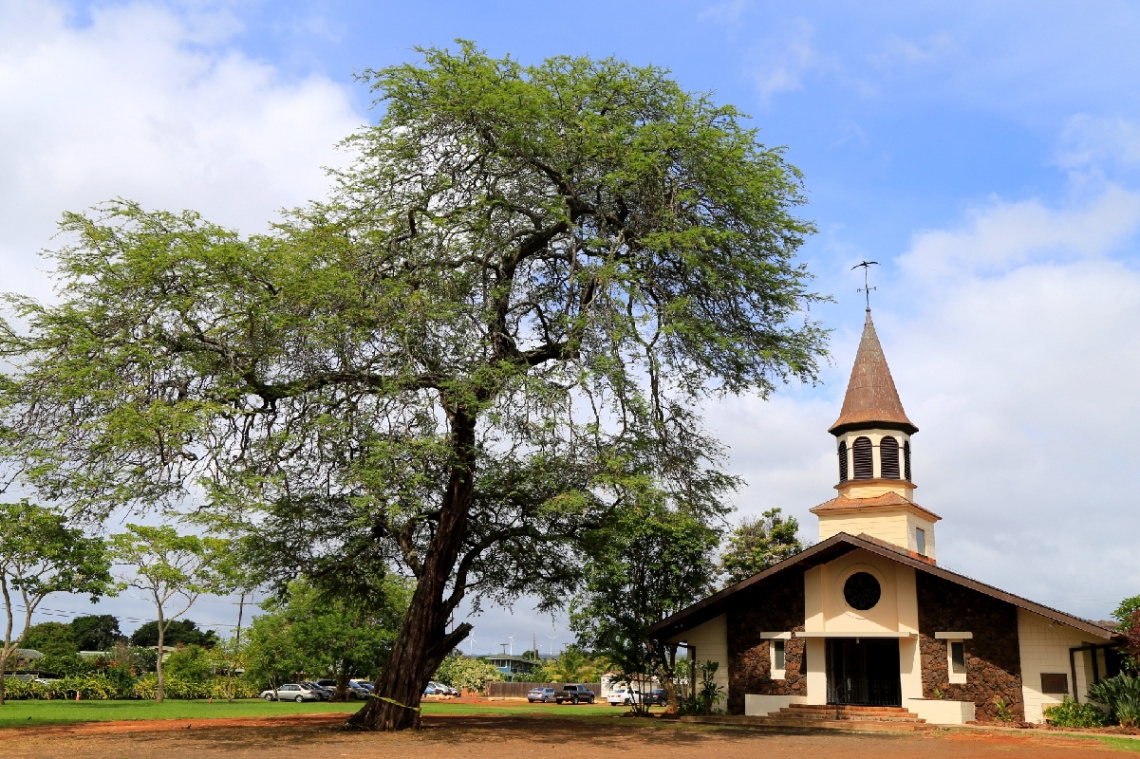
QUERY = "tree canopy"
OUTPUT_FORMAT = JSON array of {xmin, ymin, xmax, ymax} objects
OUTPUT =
[
  {"xmin": 129, "ymin": 619, "xmax": 218, "ymax": 649},
  {"xmin": 0, "ymin": 42, "xmax": 827, "ymax": 729},
  {"xmin": 718, "ymin": 507, "xmax": 805, "ymax": 586}
]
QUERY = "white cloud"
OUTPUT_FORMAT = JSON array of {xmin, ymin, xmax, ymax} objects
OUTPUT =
[
  {"xmin": 1057, "ymin": 114, "xmax": 1140, "ymax": 170},
  {"xmin": 869, "ymin": 32, "xmax": 957, "ymax": 69},
  {"xmin": 0, "ymin": 1, "xmax": 363, "ymax": 301},
  {"xmin": 698, "ymin": 0, "xmax": 750, "ymax": 25},
  {"xmin": 898, "ymin": 185, "xmax": 1140, "ymax": 280},
  {"xmin": 747, "ymin": 19, "xmax": 819, "ymax": 101}
]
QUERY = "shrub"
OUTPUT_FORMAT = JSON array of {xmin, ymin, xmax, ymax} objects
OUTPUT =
[
  {"xmin": 1088, "ymin": 674, "xmax": 1140, "ymax": 728},
  {"xmin": 1044, "ymin": 697, "xmax": 1110, "ymax": 728}
]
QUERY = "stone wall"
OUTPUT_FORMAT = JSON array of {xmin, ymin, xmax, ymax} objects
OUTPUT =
[
  {"xmin": 916, "ymin": 573, "xmax": 1024, "ymax": 722},
  {"xmin": 725, "ymin": 571, "xmax": 806, "ymax": 715}
]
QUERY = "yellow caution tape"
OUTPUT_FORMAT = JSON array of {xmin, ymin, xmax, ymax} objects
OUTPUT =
[{"xmin": 370, "ymin": 694, "xmax": 421, "ymax": 712}]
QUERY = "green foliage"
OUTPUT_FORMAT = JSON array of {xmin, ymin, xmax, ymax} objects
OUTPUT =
[
  {"xmin": 20, "ymin": 622, "xmax": 78, "ymax": 658},
  {"xmin": 992, "ymin": 696, "xmax": 1014, "ymax": 722},
  {"xmin": 0, "ymin": 42, "xmax": 827, "ymax": 721},
  {"xmin": 70, "ymin": 615, "xmax": 125, "ymax": 651},
  {"xmin": 1089, "ymin": 674, "xmax": 1140, "ymax": 728},
  {"xmin": 696, "ymin": 660, "xmax": 725, "ymax": 715},
  {"xmin": 38, "ymin": 652, "xmax": 94, "ymax": 677},
  {"xmin": 719, "ymin": 508, "xmax": 805, "ymax": 586},
  {"xmin": 243, "ymin": 577, "xmax": 409, "ymax": 692},
  {"xmin": 0, "ymin": 500, "xmax": 114, "ymax": 703},
  {"xmin": 571, "ymin": 502, "xmax": 718, "ymax": 711},
  {"xmin": 164, "ymin": 646, "xmax": 214, "ymax": 684},
  {"xmin": 1043, "ymin": 696, "xmax": 1110, "ymax": 728},
  {"xmin": 1114, "ymin": 596, "xmax": 1140, "ymax": 630},
  {"xmin": 433, "ymin": 654, "xmax": 502, "ymax": 693},
  {"xmin": 129, "ymin": 620, "xmax": 218, "ymax": 649},
  {"xmin": 537, "ymin": 646, "xmax": 607, "ymax": 684}
]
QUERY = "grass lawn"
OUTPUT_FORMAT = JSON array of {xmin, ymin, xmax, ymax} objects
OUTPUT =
[{"xmin": 0, "ymin": 698, "xmax": 619, "ymax": 727}]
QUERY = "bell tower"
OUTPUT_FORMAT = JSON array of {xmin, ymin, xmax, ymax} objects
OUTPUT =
[{"xmin": 811, "ymin": 309, "xmax": 941, "ymax": 561}]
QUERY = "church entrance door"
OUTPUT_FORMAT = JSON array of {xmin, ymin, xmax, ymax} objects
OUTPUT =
[{"xmin": 825, "ymin": 638, "xmax": 902, "ymax": 707}]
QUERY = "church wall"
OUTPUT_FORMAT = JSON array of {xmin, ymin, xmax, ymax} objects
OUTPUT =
[
  {"xmin": 916, "ymin": 573, "xmax": 1024, "ymax": 721},
  {"xmin": 819, "ymin": 548, "xmax": 905, "ymax": 634},
  {"xmin": 1017, "ymin": 608, "xmax": 1097, "ymax": 724},
  {"xmin": 725, "ymin": 571, "xmax": 807, "ymax": 715},
  {"xmin": 671, "ymin": 614, "xmax": 728, "ymax": 711},
  {"xmin": 818, "ymin": 511, "xmax": 911, "ymax": 551}
]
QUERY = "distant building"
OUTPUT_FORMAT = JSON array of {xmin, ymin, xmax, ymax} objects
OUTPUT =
[
  {"xmin": 487, "ymin": 655, "xmax": 542, "ymax": 680},
  {"xmin": 651, "ymin": 309, "xmax": 1125, "ymax": 725}
]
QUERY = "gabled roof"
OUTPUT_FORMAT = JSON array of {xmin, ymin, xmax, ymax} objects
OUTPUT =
[
  {"xmin": 648, "ymin": 532, "xmax": 1117, "ymax": 642},
  {"xmin": 829, "ymin": 310, "xmax": 917, "ymax": 435}
]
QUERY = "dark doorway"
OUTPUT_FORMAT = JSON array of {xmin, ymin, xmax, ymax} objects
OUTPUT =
[{"xmin": 826, "ymin": 638, "xmax": 902, "ymax": 706}]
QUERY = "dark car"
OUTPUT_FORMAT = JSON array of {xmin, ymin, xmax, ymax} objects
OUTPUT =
[
  {"xmin": 555, "ymin": 684, "xmax": 596, "ymax": 704},
  {"xmin": 301, "ymin": 681, "xmax": 333, "ymax": 701},
  {"xmin": 648, "ymin": 689, "xmax": 669, "ymax": 706}
]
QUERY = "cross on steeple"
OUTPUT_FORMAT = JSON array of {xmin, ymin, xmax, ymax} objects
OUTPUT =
[{"xmin": 852, "ymin": 260, "xmax": 879, "ymax": 310}]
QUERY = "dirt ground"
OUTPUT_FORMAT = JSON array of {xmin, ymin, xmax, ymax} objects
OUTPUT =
[{"xmin": 2, "ymin": 714, "xmax": 1138, "ymax": 759}]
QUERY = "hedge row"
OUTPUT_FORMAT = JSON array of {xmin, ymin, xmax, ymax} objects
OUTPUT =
[{"xmin": 2, "ymin": 674, "xmax": 259, "ymax": 700}]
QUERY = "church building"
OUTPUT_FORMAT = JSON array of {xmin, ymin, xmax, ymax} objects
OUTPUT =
[{"xmin": 650, "ymin": 309, "xmax": 1122, "ymax": 725}]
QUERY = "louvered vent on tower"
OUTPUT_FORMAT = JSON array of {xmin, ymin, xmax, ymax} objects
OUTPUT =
[
  {"xmin": 880, "ymin": 436, "xmax": 900, "ymax": 479},
  {"xmin": 904, "ymin": 440, "xmax": 912, "ymax": 482},
  {"xmin": 838, "ymin": 441, "xmax": 848, "ymax": 482},
  {"xmin": 853, "ymin": 436, "xmax": 873, "ymax": 480}
]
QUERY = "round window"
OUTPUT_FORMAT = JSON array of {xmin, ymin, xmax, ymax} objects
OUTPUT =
[{"xmin": 843, "ymin": 571, "xmax": 881, "ymax": 611}]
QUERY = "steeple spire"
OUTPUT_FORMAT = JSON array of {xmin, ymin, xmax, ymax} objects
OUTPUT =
[{"xmin": 828, "ymin": 310, "xmax": 917, "ymax": 436}]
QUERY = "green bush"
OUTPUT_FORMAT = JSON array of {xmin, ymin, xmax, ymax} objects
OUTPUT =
[
  {"xmin": 1088, "ymin": 674, "xmax": 1140, "ymax": 728},
  {"xmin": 1043, "ymin": 696, "xmax": 1109, "ymax": 727}
]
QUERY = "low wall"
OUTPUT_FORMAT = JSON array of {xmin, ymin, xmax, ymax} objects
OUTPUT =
[
  {"xmin": 744, "ymin": 693, "xmax": 809, "ymax": 716},
  {"xmin": 487, "ymin": 682, "xmax": 603, "ymax": 698},
  {"xmin": 906, "ymin": 698, "xmax": 975, "ymax": 724}
]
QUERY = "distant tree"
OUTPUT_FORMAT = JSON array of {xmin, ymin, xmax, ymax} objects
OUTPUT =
[
  {"xmin": 256, "ymin": 577, "xmax": 411, "ymax": 700},
  {"xmin": 719, "ymin": 508, "xmax": 805, "ymax": 586},
  {"xmin": 244, "ymin": 612, "xmax": 300, "ymax": 694},
  {"xmin": 164, "ymin": 645, "xmax": 214, "ymax": 683},
  {"xmin": 0, "ymin": 42, "xmax": 826, "ymax": 730},
  {"xmin": 70, "ymin": 614, "xmax": 124, "ymax": 651},
  {"xmin": 111, "ymin": 524, "xmax": 232, "ymax": 703},
  {"xmin": 571, "ymin": 504, "xmax": 718, "ymax": 712},
  {"xmin": 0, "ymin": 500, "xmax": 114, "ymax": 705},
  {"xmin": 20, "ymin": 621, "xmax": 78, "ymax": 658},
  {"xmin": 433, "ymin": 653, "xmax": 502, "ymax": 693},
  {"xmin": 544, "ymin": 645, "xmax": 608, "ymax": 684},
  {"xmin": 1114, "ymin": 595, "xmax": 1140, "ymax": 630},
  {"xmin": 129, "ymin": 619, "xmax": 218, "ymax": 649}
]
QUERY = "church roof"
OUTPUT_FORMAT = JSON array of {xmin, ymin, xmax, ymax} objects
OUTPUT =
[
  {"xmin": 810, "ymin": 491, "xmax": 941, "ymax": 522},
  {"xmin": 648, "ymin": 532, "xmax": 1117, "ymax": 642},
  {"xmin": 829, "ymin": 310, "xmax": 917, "ymax": 435}
]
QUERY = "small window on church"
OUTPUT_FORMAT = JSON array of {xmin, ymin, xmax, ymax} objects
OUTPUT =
[
  {"xmin": 948, "ymin": 640, "xmax": 967, "ymax": 684},
  {"xmin": 916, "ymin": 528, "xmax": 926, "ymax": 556},
  {"xmin": 904, "ymin": 440, "xmax": 912, "ymax": 481},
  {"xmin": 771, "ymin": 639, "xmax": 786, "ymax": 679},
  {"xmin": 853, "ymin": 436, "xmax": 873, "ymax": 479},
  {"xmin": 880, "ymin": 436, "xmax": 900, "ymax": 479},
  {"xmin": 838, "ymin": 441, "xmax": 848, "ymax": 482}
]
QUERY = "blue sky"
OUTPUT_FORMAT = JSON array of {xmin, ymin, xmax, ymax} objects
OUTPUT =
[{"xmin": 2, "ymin": 0, "xmax": 1139, "ymax": 651}]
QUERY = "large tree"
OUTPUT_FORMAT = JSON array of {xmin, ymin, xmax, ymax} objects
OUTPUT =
[
  {"xmin": 718, "ymin": 507, "xmax": 805, "ymax": 586},
  {"xmin": 0, "ymin": 43, "xmax": 827, "ymax": 729},
  {"xmin": 0, "ymin": 501, "xmax": 113, "ymax": 705}
]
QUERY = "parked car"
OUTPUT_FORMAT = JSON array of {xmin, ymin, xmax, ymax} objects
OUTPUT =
[
  {"xmin": 607, "ymin": 687, "xmax": 641, "ymax": 706},
  {"xmin": 528, "ymin": 687, "xmax": 557, "ymax": 703},
  {"xmin": 648, "ymin": 689, "xmax": 669, "ymax": 706},
  {"xmin": 429, "ymin": 682, "xmax": 457, "ymax": 696},
  {"xmin": 301, "ymin": 681, "xmax": 333, "ymax": 701},
  {"xmin": 555, "ymin": 684, "xmax": 596, "ymax": 704},
  {"xmin": 259, "ymin": 683, "xmax": 323, "ymax": 702},
  {"xmin": 345, "ymin": 681, "xmax": 371, "ymax": 699}
]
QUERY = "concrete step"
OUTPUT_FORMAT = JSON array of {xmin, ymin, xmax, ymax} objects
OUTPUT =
[
  {"xmin": 772, "ymin": 705, "xmax": 925, "ymax": 723},
  {"xmin": 679, "ymin": 715, "xmax": 933, "ymax": 734}
]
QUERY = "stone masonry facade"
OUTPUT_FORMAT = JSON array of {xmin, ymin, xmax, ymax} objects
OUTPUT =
[
  {"xmin": 725, "ymin": 571, "xmax": 807, "ymax": 715},
  {"xmin": 916, "ymin": 573, "xmax": 1024, "ymax": 722}
]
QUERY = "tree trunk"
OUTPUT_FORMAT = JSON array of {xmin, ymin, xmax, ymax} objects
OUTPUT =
[
  {"xmin": 344, "ymin": 408, "xmax": 478, "ymax": 731},
  {"xmin": 0, "ymin": 656, "xmax": 7, "ymax": 707},
  {"xmin": 155, "ymin": 615, "xmax": 165, "ymax": 704}
]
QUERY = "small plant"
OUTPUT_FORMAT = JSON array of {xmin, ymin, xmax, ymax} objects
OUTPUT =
[
  {"xmin": 696, "ymin": 660, "xmax": 725, "ymax": 715},
  {"xmin": 932, "ymin": 686, "xmax": 944, "ymax": 699},
  {"xmin": 1044, "ymin": 696, "xmax": 1109, "ymax": 728},
  {"xmin": 1089, "ymin": 674, "xmax": 1140, "ymax": 728},
  {"xmin": 992, "ymin": 696, "xmax": 1014, "ymax": 722}
]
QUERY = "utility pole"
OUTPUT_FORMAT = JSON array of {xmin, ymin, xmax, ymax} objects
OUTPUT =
[{"xmin": 226, "ymin": 591, "xmax": 251, "ymax": 703}]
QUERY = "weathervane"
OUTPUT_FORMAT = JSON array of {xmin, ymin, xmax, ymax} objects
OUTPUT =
[{"xmin": 852, "ymin": 260, "xmax": 879, "ymax": 310}]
